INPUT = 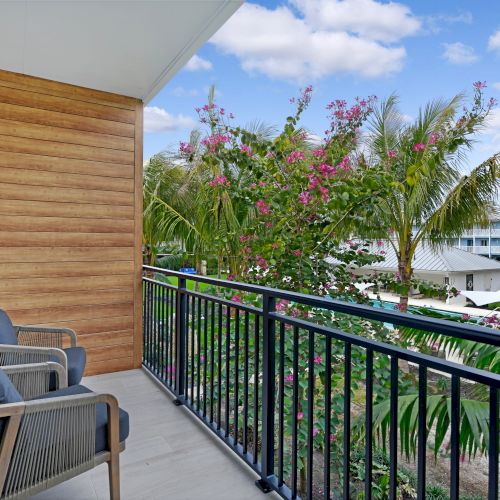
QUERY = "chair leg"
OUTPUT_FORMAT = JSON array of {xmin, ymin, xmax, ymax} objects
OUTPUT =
[{"xmin": 108, "ymin": 454, "xmax": 120, "ymax": 500}]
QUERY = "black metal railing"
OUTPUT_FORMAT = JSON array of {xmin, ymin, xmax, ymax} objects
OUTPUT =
[{"xmin": 142, "ymin": 265, "xmax": 500, "ymax": 500}]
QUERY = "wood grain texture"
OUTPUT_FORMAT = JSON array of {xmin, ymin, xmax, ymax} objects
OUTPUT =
[{"xmin": 0, "ymin": 70, "xmax": 143, "ymax": 375}]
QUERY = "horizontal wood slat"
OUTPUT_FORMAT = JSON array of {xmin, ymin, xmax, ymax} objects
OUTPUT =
[
  {"xmin": 0, "ymin": 102, "xmax": 135, "ymax": 137},
  {"xmin": 0, "ymin": 84, "xmax": 136, "ymax": 123},
  {"xmin": 0, "ymin": 151, "xmax": 134, "ymax": 178},
  {"xmin": 0, "ymin": 134, "xmax": 134, "ymax": 164},
  {"xmin": 0, "ymin": 200, "xmax": 134, "ymax": 219},
  {"xmin": 0, "ymin": 183, "xmax": 134, "ymax": 205},
  {"xmin": 0, "ymin": 215, "xmax": 134, "ymax": 233},
  {"xmin": 0, "ymin": 118, "xmax": 134, "ymax": 151},
  {"xmin": 0, "ymin": 289, "xmax": 134, "ymax": 311},
  {"xmin": 0, "ymin": 261, "xmax": 134, "ymax": 279},
  {"xmin": 0, "ymin": 167, "xmax": 134, "ymax": 193},
  {"xmin": 8, "ymin": 302, "xmax": 134, "ymax": 325},
  {"xmin": 0, "ymin": 275, "xmax": 134, "ymax": 294},
  {"xmin": 0, "ymin": 231, "xmax": 134, "ymax": 247},
  {"xmin": 0, "ymin": 70, "xmax": 142, "ymax": 376},
  {"xmin": 0, "ymin": 247, "xmax": 134, "ymax": 263}
]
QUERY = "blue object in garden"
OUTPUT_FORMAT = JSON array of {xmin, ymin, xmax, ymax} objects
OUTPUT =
[{"xmin": 179, "ymin": 267, "xmax": 197, "ymax": 274}]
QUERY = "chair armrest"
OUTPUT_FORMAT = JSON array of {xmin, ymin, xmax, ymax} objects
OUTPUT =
[
  {"xmin": 2, "ymin": 362, "xmax": 68, "ymax": 399},
  {"xmin": 14, "ymin": 325, "xmax": 77, "ymax": 348},
  {"xmin": 0, "ymin": 344, "xmax": 67, "ymax": 372}
]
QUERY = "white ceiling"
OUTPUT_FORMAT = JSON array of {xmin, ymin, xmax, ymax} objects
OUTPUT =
[{"xmin": 0, "ymin": 1, "xmax": 242, "ymax": 102}]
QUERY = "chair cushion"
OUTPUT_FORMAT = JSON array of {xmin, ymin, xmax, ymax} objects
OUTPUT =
[
  {"xmin": 49, "ymin": 347, "xmax": 86, "ymax": 388},
  {"xmin": 35, "ymin": 384, "xmax": 129, "ymax": 453},
  {"xmin": 0, "ymin": 310, "xmax": 18, "ymax": 345},
  {"xmin": 0, "ymin": 368, "xmax": 23, "ymax": 437}
]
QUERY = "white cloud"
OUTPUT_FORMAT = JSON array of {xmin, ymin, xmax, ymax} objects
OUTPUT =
[
  {"xmin": 291, "ymin": 0, "xmax": 420, "ymax": 43},
  {"xmin": 171, "ymin": 86, "xmax": 199, "ymax": 97},
  {"xmin": 424, "ymin": 11, "xmax": 472, "ymax": 34},
  {"xmin": 477, "ymin": 108, "xmax": 500, "ymax": 156},
  {"xmin": 492, "ymin": 82, "xmax": 500, "ymax": 92},
  {"xmin": 210, "ymin": 1, "xmax": 419, "ymax": 82},
  {"xmin": 488, "ymin": 30, "xmax": 500, "ymax": 53},
  {"xmin": 185, "ymin": 54, "xmax": 213, "ymax": 71},
  {"xmin": 442, "ymin": 42, "xmax": 478, "ymax": 65},
  {"xmin": 143, "ymin": 107, "xmax": 195, "ymax": 133}
]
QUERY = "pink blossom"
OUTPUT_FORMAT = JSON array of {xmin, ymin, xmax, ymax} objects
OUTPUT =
[
  {"xmin": 257, "ymin": 257, "xmax": 268, "ymax": 268},
  {"xmin": 380, "ymin": 250, "xmax": 386, "ymax": 255},
  {"xmin": 259, "ymin": 181, "xmax": 267, "ymax": 187},
  {"xmin": 387, "ymin": 149, "xmax": 397, "ymax": 158},
  {"xmin": 313, "ymin": 427, "xmax": 320, "ymax": 437},
  {"xmin": 317, "ymin": 163, "xmax": 336, "ymax": 177},
  {"xmin": 276, "ymin": 300, "xmax": 289, "ymax": 312},
  {"xmin": 314, "ymin": 355, "xmax": 322, "ymax": 365},
  {"xmin": 413, "ymin": 143, "xmax": 426, "ymax": 152},
  {"xmin": 243, "ymin": 246, "xmax": 252, "ymax": 254},
  {"xmin": 285, "ymin": 374, "xmax": 294, "ymax": 383},
  {"xmin": 292, "ymin": 249, "xmax": 302, "ymax": 257},
  {"xmin": 286, "ymin": 151, "xmax": 305, "ymax": 164},
  {"xmin": 319, "ymin": 186, "xmax": 329, "ymax": 202},
  {"xmin": 330, "ymin": 434, "xmax": 335, "ymax": 444},
  {"xmin": 462, "ymin": 313, "xmax": 471, "ymax": 321},
  {"xmin": 201, "ymin": 133, "xmax": 230, "ymax": 152},
  {"xmin": 240, "ymin": 234, "xmax": 250, "ymax": 242},
  {"xmin": 208, "ymin": 175, "xmax": 230, "ymax": 188},
  {"xmin": 271, "ymin": 242, "xmax": 280, "ymax": 249},
  {"xmin": 240, "ymin": 144, "xmax": 252, "ymax": 156},
  {"xmin": 376, "ymin": 240, "xmax": 383, "ymax": 247},
  {"xmin": 338, "ymin": 156, "xmax": 351, "ymax": 171},
  {"xmin": 428, "ymin": 132, "xmax": 437, "ymax": 145},
  {"xmin": 297, "ymin": 412, "xmax": 304, "ymax": 420},
  {"xmin": 312, "ymin": 148, "xmax": 325, "ymax": 158},
  {"xmin": 227, "ymin": 274, "xmax": 236, "ymax": 281},
  {"xmin": 250, "ymin": 182, "xmax": 257, "ymax": 189},
  {"xmin": 200, "ymin": 355, "xmax": 205, "ymax": 362},
  {"xmin": 231, "ymin": 295, "xmax": 242, "ymax": 303},
  {"xmin": 290, "ymin": 308, "xmax": 301, "ymax": 318},
  {"xmin": 256, "ymin": 199, "xmax": 270, "ymax": 215},
  {"xmin": 220, "ymin": 108, "xmax": 225, "ymax": 115},
  {"xmin": 179, "ymin": 142, "xmax": 195, "ymax": 154},
  {"xmin": 265, "ymin": 222, "xmax": 273, "ymax": 228},
  {"xmin": 308, "ymin": 176, "xmax": 319, "ymax": 190},
  {"xmin": 473, "ymin": 81, "xmax": 487, "ymax": 90},
  {"xmin": 298, "ymin": 191, "xmax": 311, "ymax": 205}
]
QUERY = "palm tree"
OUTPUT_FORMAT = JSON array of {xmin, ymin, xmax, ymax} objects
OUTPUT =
[{"xmin": 362, "ymin": 89, "xmax": 499, "ymax": 310}]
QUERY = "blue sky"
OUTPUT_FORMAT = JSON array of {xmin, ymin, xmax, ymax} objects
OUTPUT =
[{"xmin": 144, "ymin": 0, "xmax": 500, "ymax": 169}]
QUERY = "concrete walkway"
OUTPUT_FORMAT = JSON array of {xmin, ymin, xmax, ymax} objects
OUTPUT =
[{"xmin": 34, "ymin": 369, "xmax": 276, "ymax": 500}]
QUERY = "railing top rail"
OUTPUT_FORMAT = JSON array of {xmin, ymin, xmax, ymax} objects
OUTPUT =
[{"xmin": 143, "ymin": 265, "xmax": 500, "ymax": 348}]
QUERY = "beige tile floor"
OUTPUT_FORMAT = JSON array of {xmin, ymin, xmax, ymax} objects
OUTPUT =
[{"xmin": 33, "ymin": 369, "xmax": 277, "ymax": 500}]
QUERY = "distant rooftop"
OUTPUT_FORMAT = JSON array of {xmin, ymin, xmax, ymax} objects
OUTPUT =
[{"xmin": 365, "ymin": 241, "xmax": 500, "ymax": 273}]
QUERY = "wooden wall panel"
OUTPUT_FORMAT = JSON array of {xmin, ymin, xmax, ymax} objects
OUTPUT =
[{"xmin": 0, "ymin": 69, "xmax": 143, "ymax": 375}]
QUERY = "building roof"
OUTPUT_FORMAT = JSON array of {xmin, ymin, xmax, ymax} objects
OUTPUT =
[
  {"xmin": 365, "ymin": 241, "xmax": 500, "ymax": 273},
  {"xmin": 0, "ymin": 1, "xmax": 242, "ymax": 102}
]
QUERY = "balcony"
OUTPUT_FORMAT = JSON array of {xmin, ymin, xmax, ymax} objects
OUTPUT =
[
  {"xmin": 24, "ymin": 266, "xmax": 500, "ymax": 499},
  {"xmin": 462, "ymin": 228, "xmax": 500, "ymax": 238},
  {"xmin": 462, "ymin": 245, "xmax": 500, "ymax": 255}
]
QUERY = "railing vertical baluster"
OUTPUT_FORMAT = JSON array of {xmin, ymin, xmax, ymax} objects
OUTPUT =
[
  {"xmin": 489, "ymin": 386, "xmax": 499, "ymax": 500},
  {"xmin": 184, "ymin": 295, "xmax": 190, "ymax": 399},
  {"xmin": 278, "ymin": 321, "xmax": 285, "ymax": 487},
  {"xmin": 147, "ymin": 281, "xmax": 152, "ymax": 369},
  {"xmin": 324, "ymin": 336, "xmax": 332, "ymax": 500},
  {"xmin": 417, "ymin": 366, "xmax": 427, "ymax": 500},
  {"xmin": 343, "ymin": 343, "xmax": 352, "ymax": 500},
  {"xmin": 258, "ymin": 294, "xmax": 276, "ymax": 491},
  {"xmin": 243, "ymin": 311, "xmax": 249, "ymax": 455},
  {"xmin": 197, "ymin": 296, "xmax": 202, "ymax": 411},
  {"xmin": 210, "ymin": 301, "xmax": 215, "ymax": 423},
  {"xmin": 253, "ymin": 315, "xmax": 260, "ymax": 464},
  {"xmin": 450, "ymin": 375, "xmax": 460, "ymax": 500},
  {"xmin": 234, "ymin": 309, "xmax": 240, "ymax": 446},
  {"xmin": 190, "ymin": 295, "xmax": 195, "ymax": 405},
  {"xmin": 225, "ymin": 305, "xmax": 231, "ymax": 437},
  {"xmin": 203, "ymin": 299, "xmax": 208, "ymax": 418},
  {"xmin": 161, "ymin": 285, "xmax": 166, "ymax": 382},
  {"xmin": 389, "ymin": 356, "xmax": 398, "ymax": 500},
  {"xmin": 291, "ymin": 326, "xmax": 299, "ymax": 499},
  {"xmin": 169, "ymin": 288, "xmax": 174, "ymax": 387},
  {"xmin": 217, "ymin": 303, "xmax": 223, "ymax": 429},
  {"xmin": 365, "ymin": 349, "xmax": 373, "ymax": 500},
  {"xmin": 175, "ymin": 276, "xmax": 186, "ymax": 398},
  {"xmin": 306, "ymin": 329, "xmax": 314, "ymax": 500},
  {"xmin": 153, "ymin": 283, "xmax": 158, "ymax": 374}
]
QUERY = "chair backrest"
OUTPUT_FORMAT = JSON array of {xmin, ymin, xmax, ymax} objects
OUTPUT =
[
  {"xmin": 0, "ymin": 310, "xmax": 18, "ymax": 345},
  {"xmin": 0, "ymin": 368, "xmax": 23, "ymax": 437}
]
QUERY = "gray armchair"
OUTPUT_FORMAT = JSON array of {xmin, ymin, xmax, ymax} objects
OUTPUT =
[
  {"xmin": 0, "ymin": 366, "xmax": 128, "ymax": 499},
  {"xmin": 0, "ymin": 310, "xmax": 86, "ymax": 387}
]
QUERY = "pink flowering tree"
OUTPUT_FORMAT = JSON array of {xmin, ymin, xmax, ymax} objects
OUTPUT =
[{"xmin": 358, "ymin": 83, "xmax": 500, "ymax": 311}]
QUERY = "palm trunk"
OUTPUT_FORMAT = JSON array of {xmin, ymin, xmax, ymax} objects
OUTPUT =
[{"xmin": 398, "ymin": 248, "xmax": 412, "ymax": 312}]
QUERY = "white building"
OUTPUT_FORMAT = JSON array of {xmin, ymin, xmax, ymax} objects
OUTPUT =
[{"xmin": 358, "ymin": 242, "xmax": 500, "ymax": 292}]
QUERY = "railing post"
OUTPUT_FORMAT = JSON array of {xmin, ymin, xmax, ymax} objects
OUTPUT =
[
  {"xmin": 257, "ymin": 293, "xmax": 276, "ymax": 493},
  {"xmin": 175, "ymin": 276, "xmax": 187, "ymax": 400}
]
